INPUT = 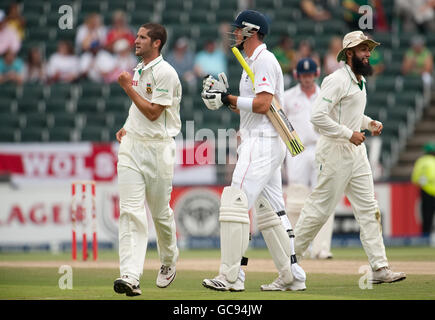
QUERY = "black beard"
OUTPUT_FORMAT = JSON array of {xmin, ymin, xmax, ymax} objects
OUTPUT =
[{"xmin": 352, "ymin": 54, "xmax": 373, "ymax": 77}]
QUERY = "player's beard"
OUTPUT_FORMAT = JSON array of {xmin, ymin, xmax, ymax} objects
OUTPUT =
[{"xmin": 352, "ymin": 53, "xmax": 373, "ymax": 77}]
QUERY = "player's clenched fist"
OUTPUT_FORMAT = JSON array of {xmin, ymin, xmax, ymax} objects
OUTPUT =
[
  {"xmin": 118, "ymin": 71, "xmax": 133, "ymax": 90},
  {"xmin": 116, "ymin": 127, "xmax": 126, "ymax": 143}
]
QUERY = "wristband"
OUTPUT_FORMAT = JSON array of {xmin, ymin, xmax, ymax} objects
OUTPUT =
[{"xmin": 236, "ymin": 97, "xmax": 253, "ymax": 113}]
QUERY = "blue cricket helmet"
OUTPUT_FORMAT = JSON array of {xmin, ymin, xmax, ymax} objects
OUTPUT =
[
  {"xmin": 232, "ymin": 10, "xmax": 269, "ymax": 35},
  {"xmin": 296, "ymin": 58, "xmax": 318, "ymax": 75}
]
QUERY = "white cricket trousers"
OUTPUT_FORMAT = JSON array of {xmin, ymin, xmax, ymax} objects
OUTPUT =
[
  {"xmin": 117, "ymin": 133, "xmax": 178, "ymax": 281},
  {"xmin": 294, "ymin": 136, "xmax": 389, "ymax": 270},
  {"xmin": 232, "ymin": 134, "xmax": 286, "ymax": 211},
  {"xmin": 286, "ymin": 144, "xmax": 335, "ymax": 257}
]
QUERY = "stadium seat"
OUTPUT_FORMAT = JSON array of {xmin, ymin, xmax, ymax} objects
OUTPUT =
[
  {"xmin": 105, "ymin": 97, "xmax": 130, "ymax": 112},
  {"xmin": 48, "ymin": 84, "xmax": 73, "ymax": 99},
  {"xmin": 24, "ymin": 113, "xmax": 49, "ymax": 128},
  {"xmin": 130, "ymin": 10, "xmax": 155, "ymax": 26},
  {"xmin": 50, "ymin": 113, "xmax": 77, "ymax": 128},
  {"xmin": 76, "ymin": 98, "xmax": 103, "ymax": 113},
  {"xmin": 0, "ymin": 83, "xmax": 18, "ymax": 98},
  {"xmin": 47, "ymin": 127, "xmax": 72, "ymax": 142},
  {"xmin": 0, "ymin": 128, "xmax": 17, "ymax": 142},
  {"xmin": 80, "ymin": 83, "xmax": 106, "ymax": 98},
  {"xmin": 16, "ymin": 99, "xmax": 42, "ymax": 113},
  {"xmin": 0, "ymin": 113, "xmax": 22, "ymax": 129},
  {"xmin": 20, "ymin": 84, "xmax": 47, "ymax": 100},
  {"xmin": 20, "ymin": 127, "xmax": 47, "ymax": 142},
  {"xmin": 80, "ymin": 126, "xmax": 106, "ymax": 141},
  {"xmin": 44, "ymin": 98, "xmax": 71, "ymax": 113},
  {"xmin": 85, "ymin": 114, "xmax": 108, "ymax": 127}
]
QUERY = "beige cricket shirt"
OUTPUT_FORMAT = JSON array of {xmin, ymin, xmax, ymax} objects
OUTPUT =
[
  {"xmin": 124, "ymin": 55, "xmax": 182, "ymax": 139},
  {"xmin": 311, "ymin": 64, "xmax": 377, "ymax": 142}
]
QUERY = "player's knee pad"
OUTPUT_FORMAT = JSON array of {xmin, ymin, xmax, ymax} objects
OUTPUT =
[
  {"xmin": 218, "ymin": 186, "xmax": 250, "ymax": 282},
  {"xmin": 285, "ymin": 184, "xmax": 311, "ymax": 228},
  {"xmin": 255, "ymin": 196, "xmax": 292, "ymax": 282}
]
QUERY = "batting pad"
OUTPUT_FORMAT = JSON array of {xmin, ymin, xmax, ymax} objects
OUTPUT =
[
  {"xmin": 255, "ymin": 196, "xmax": 293, "ymax": 284},
  {"xmin": 218, "ymin": 187, "xmax": 250, "ymax": 283}
]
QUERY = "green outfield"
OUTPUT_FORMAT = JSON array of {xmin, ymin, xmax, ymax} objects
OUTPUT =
[{"xmin": 1, "ymin": 247, "xmax": 434, "ymax": 300}]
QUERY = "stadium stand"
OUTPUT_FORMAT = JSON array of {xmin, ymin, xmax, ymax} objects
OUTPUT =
[{"xmin": 0, "ymin": 0, "xmax": 433, "ymax": 181}]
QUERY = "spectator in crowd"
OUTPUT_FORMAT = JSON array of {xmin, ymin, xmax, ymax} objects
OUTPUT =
[
  {"xmin": 166, "ymin": 37, "xmax": 196, "ymax": 87},
  {"xmin": 411, "ymin": 142, "xmax": 435, "ymax": 237},
  {"xmin": 75, "ymin": 13, "xmax": 107, "ymax": 54},
  {"xmin": 401, "ymin": 36, "xmax": 433, "ymax": 86},
  {"xmin": 301, "ymin": 0, "xmax": 332, "ymax": 21},
  {"xmin": 368, "ymin": 43, "xmax": 385, "ymax": 76},
  {"xmin": 323, "ymin": 36, "xmax": 345, "ymax": 75},
  {"xmin": 194, "ymin": 39, "xmax": 227, "ymax": 79},
  {"xmin": 46, "ymin": 40, "xmax": 80, "ymax": 83},
  {"xmin": 0, "ymin": 9, "xmax": 21, "ymax": 55},
  {"xmin": 105, "ymin": 10, "xmax": 135, "ymax": 53},
  {"xmin": 0, "ymin": 49, "xmax": 24, "ymax": 85},
  {"xmin": 294, "ymin": 39, "xmax": 321, "ymax": 69},
  {"xmin": 272, "ymin": 34, "xmax": 296, "ymax": 75},
  {"xmin": 104, "ymin": 38, "xmax": 138, "ymax": 83},
  {"xmin": 5, "ymin": 2, "xmax": 25, "ymax": 40},
  {"xmin": 23, "ymin": 46, "xmax": 46, "ymax": 83},
  {"xmin": 395, "ymin": 0, "xmax": 435, "ymax": 34},
  {"xmin": 79, "ymin": 40, "xmax": 116, "ymax": 83}
]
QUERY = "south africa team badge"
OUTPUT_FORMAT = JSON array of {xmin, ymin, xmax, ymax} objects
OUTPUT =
[{"xmin": 146, "ymin": 83, "xmax": 152, "ymax": 94}]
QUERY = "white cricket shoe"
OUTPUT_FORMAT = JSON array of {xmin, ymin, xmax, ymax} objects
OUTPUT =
[
  {"xmin": 202, "ymin": 271, "xmax": 245, "ymax": 292},
  {"xmin": 371, "ymin": 267, "xmax": 406, "ymax": 284},
  {"xmin": 261, "ymin": 277, "xmax": 306, "ymax": 291},
  {"xmin": 156, "ymin": 265, "xmax": 176, "ymax": 288},
  {"xmin": 315, "ymin": 249, "xmax": 333, "ymax": 260}
]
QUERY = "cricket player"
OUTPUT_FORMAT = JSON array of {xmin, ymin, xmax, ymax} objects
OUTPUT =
[
  {"xmin": 113, "ymin": 23, "xmax": 181, "ymax": 296},
  {"xmin": 284, "ymin": 57, "xmax": 334, "ymax": 260},
  {"xmin": 294, "ymin": 31, "xmax": 406, "ymax": 283},
  {"xmin": 200, "ymin": 10, "xmax": 306, "ymax": 292}
]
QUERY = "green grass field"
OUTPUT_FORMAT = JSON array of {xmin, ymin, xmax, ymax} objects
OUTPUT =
[{"xmin": 1, "ymin": 247, "xmax": 434, "ymax": 300}]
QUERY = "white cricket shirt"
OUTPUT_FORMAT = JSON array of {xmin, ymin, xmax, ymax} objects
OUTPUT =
[
  {"xmin": 311, "ymin": 64, "xmax": 374, "ymax": 141},
  {"xmin": 283, "ymin": 83, "xmax": 320, "ymax": 147},
  {"xmin": 238, "ymin": 43, "xmax": 284, "ymax": 136},
  {"xmin": 124, "ymin": 55, "xmax": 182, "ymax": 139}
]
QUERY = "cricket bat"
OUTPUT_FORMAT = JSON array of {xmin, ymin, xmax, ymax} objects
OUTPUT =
[{"xmin": 231, "ymin": 47, "xmax": 304, "ymax": 156}]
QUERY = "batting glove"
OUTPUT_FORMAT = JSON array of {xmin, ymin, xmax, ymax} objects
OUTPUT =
[
  {"xmin": 202, "ymin": 72, "xmax": 229, "ymax": 92},
  {"xmin": 201, "ymin": 89, "xmax": 230, "ymax": 110}
]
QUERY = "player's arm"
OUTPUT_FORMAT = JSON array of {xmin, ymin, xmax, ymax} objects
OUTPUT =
[
  {"xmin": 226, "ymin": 91, "xmax": 273, "ymax": 114},
  {"xmin": 311, "ymin": 75, "xmax": 354, "ymax": 140},
  {"xmin": 118, "ymin": 71, "xmax": 165, "ymax": 121}
]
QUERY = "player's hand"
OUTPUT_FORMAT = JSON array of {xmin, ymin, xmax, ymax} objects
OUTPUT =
[
  {"xmin": 349, "ymin": 131, "xmax": 365, "ymax": 146},
  {"xmin": 118, "ymin": 71, "xmax": 133, "ymax": 90},
  {"xmin": 202, "ymin": 73, "xmax": 229, "ymax": 92},
  {"xmin": 116, "ymin": 128, "xmax": 126, "ymax": 143},
  {"xmin": 369, "ymin": 120, "xmax": 383, "ymax": 136},
  {"xmin": 201, "ymin": 90, "xmax": 229, "ymax": 110}
]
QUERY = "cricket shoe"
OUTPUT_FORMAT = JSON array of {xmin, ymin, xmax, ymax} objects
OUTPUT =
[
  {"xmin": 202, "ymin": 270, "xmax": 245, "ymax": 292},
  {"xmin": 261, "ymin": 277, "xmax": 306, "ymax": 291},
  {"xmin": 370, "ymin": 267, "xmax": 406, "ymax": 284},
  {"xmin": 113, "ymin": 275, "xmax": 142, "ymax": 296},
  {"xmin": 315, "ymin": 249, "xmax": 333, "ymax": 260},
  {"xmin": 156, "ymin": 265, "xmax": 176, "ymax": 288}
]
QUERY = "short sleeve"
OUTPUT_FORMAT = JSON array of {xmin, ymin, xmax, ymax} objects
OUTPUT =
[{"xmin": 151, "ymin": 67, "xmax": 177, "ymax": 107}]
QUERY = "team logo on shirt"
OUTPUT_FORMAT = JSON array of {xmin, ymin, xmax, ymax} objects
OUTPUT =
[{"xmin": 146, "ymin": 83, "xmax": 152, "ymax": 94}]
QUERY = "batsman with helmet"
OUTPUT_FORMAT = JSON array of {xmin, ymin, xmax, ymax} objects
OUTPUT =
[{"xmin": 201, "ymin": 10, "xmax": 306, "ymax": 292}]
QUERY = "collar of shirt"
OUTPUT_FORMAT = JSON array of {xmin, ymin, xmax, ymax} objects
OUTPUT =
[
  {"xmin": 134, "ymin": 55, "xmax": 163, "ymax": 73},
  {"xmin": 344, "ymin": 63, "xmax": 366, "ymax": 84},
  {"xmin": 246, "ymin": 43, "xmax": 267, "ymax": 63}
]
